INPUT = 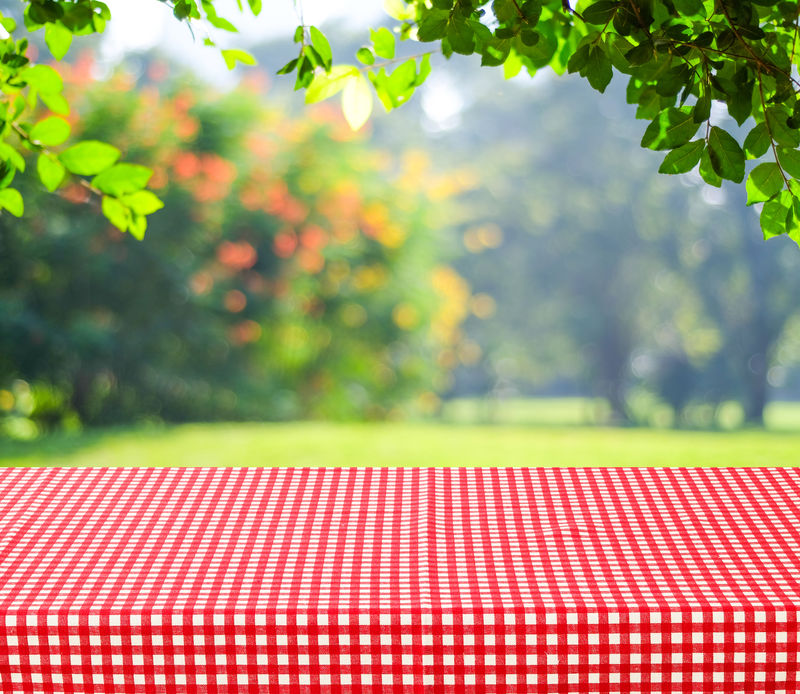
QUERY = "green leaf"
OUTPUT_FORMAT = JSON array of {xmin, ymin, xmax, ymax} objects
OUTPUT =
[
  {"xmin": 606, "ymin": 35, "xmax": 633, "ymax": 72},
  {"xmin": 276, "ymin": 57, "xmax": 298, "ymax": 75},
  {"xmin": 583, "ymin": 0, "xmax": 619, "ymax": 24},
  {"xmin": 503, "ymin": 50, "xmax": 523, "ymax": 79},
  {"xmin": 625, "ymin": 42, "xmax": 652, "ymax": 67},
  {"xmin": 202, "ymin": 1, "xmax": 238, "ymax": 31},
  {"xmin": 567, "ymin": 44, "xmax": 590, "ymax": 74},
  {"xmin": 726, "ymin": 83, "xmax": 753, "ymax": 126},
  {"xmin": 658, "ymin": 139, "xmax": 704, "ymax": 174},
  {"xmin": 129, "ymin": 214, "xmax": 147, "ymax": 241},
  {"xmin": 417, "ymin": 11, "xmax": 448, "ymax": 42},
  {"xmin": 384, "ymin": 0, "xmax": 416, "ymax": 20},
  {"xmin": 0, "ymin": 143, "xmax": 26, "ymax": 172},
  {"xmin": 767, "ymin": 107, "xmax": 800, "ymax": 148},
  {"xmin": 59, "ymin": 141, "xmax": 120, "ymax": 176},
  {"xmin": 0, "ymin": 161, "xmax": 14, "ymax": 190},
  {"xmin": 481, "ymin": 38, "xmax": 512, "ymax": 67},
  {"xmin": 122, "ymin": 190, "xmax": 164, "ymax": 215},
  {"xmin": 446, "ymin": 16, "xmax": 475, "ymax": 54},
  {"xmin": 641, "ymin": 108, "xmax": 699, "ymax": 151},
  {"xmin": 39, "ymin": 92, "xmax": 70, "ymax": 116},
  {"xmin": 356, "ymin": 47, "xmax": 375, "ymax": 65},
  {"xmin": 584, "ymin": 45, "xmax": 613, "ymax": 93},
  {"xmin": 310, "ymin": 26, "xmax": 332, "ymax": 68},
  {"xmin": 655, "ymin": 65, "xmax": 691, "ymax": 98},
  {"xmin": 221, "ymin": 49, "xmax": 257, "ymax": 70},
  {"xmin": 386, "ymin": 59, "xmax": 417, "ymax": 105},
  {"xmin": 413, "ymin": 54, "xmax": 432, "ymax": 87},
  {"xmin": 746, "ymin": 163, "xmax": 784, "ymax": 205},
  {"xmin": 707, "ymin": 126, "xmax": 744, "ymax": 183},
  {"xmin": 635, "ymin": 88, "xmax": 663, "ymax": 120},
  {"xmin": 743, "ymin": 123, "xmax": 771, "ymax": 160},
  {"xmin": 342, "ymin": 73, "xmax": 373, "ymax": 130},
  {"xmin": 37, "ymin": 154, "xmax": 65, "ymax": 192},
  {"xmin": 247, "ymin": 0, "xmax": 262, "ymax": 14},
  {"xmin": 777, "ymin": 148, "xmax": 800, "ymax": 179},
  {"xmin": 672, "ymin": 0, "xmax": 704, "ymax": 16},
  {"xmin": 371, "ymin": 27, "xmax": 396, "ymax": 59},
  {"xmin": 92, "ymin": 164, "xmax": 153, "ymax": 196},
  {"xmin": 520, "ymin": 29, "xmax": 539, "ymax": 46},
  {"xmin": 24, "ymin": 65, "xmax": 63, "ymax": 94},
  {"xmin": 305, "ymin": 65, "xmax": 358, "ymax": 104},
  {"xmin": 692, "ymin": 95, "xmax": 710, "ymax": 123},
  {"xmin": 45, "ymin": 22, "xmax": 72, "ymax": 60},
  {"xmin": 10, "ymin": 96, "xmax": 25, "ymax": 121},
  {"xmin": 787, "ymin": 194, "xmax": 800, "ymax": 246},
  {"xmin": 207, "ymin": 14, "xmax": 238, "ymax": 31},
  {"xmin": 699, "ymin": 146, "xmax": 722, "ymax": 187},
  {"xmin": 0, "ymin": 188, "xmax": 23, "ymax": 217},
  {"xmin": 172, "ymin": 0, "xmax": 196, "ymax": 20},
  {"xmin": 294, "ymin": 55, "xmax": 314, "ymax": 90},
  {"xmin": 760, "ymin": 190, "xmax": 792, "ymax": 239},
  {"xmin": 102, "ymin": 196, "xmax": 130, "ymax": 232},
  {"xmin": 30, "ymin": 116, "xmax": 70, "ymax": 147}
]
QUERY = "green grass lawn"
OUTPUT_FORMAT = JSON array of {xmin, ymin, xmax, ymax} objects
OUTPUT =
[{"xmin": 2, "ymin": 418, "xmax": 800, "ymax": 467}]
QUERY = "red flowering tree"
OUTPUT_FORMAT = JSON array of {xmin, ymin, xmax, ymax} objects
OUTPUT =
[{"xmin": 0, "ymin": 59, "xmax": 472, "ymax": 431}]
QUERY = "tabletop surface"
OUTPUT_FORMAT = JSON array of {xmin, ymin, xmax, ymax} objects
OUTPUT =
[
  {"xmin": 2, "ymin": 467, "xmax": 800, "ymax": 692},
  {"xmin": 2, "ymin": 466, "xmax": 799, "ymax": 615}
]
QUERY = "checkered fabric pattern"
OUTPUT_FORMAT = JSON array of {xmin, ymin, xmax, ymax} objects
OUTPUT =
[{"xmin": 1, "ymin": 467, "xmax": 799, "ymax": 692}]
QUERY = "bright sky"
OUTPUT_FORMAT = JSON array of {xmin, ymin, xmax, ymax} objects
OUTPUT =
[
  {"xmin": 98, "ymin": 0, "xmax": 551, "ymax": 129},
  {"xmin": 102, "ymin": 0, "xmax": 384, "ymax": 84},
  {"xmin": 100, "ymin": 0, "xmax": 477, "ymax": 127}
]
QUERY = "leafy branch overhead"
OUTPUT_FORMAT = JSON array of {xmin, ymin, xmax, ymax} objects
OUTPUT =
[
  {"xmin": 0, "ymin": 0, "xmax": 259, "ymax": 237},
  {"xmin": 3, "ymin": 0, "xmax": 800, "ymax": 243}
]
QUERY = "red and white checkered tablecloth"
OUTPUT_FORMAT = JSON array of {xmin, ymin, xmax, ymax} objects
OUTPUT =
[{"xmin": 1, "ymin": 467, "xmax": 799, "ymax": 692}]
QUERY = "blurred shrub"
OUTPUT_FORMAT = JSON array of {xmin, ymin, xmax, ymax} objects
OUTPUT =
[{"xmin": 0, "ymin": 57, "xmax": 469, "ymax": 432}]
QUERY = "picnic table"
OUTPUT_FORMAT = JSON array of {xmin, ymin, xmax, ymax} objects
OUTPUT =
[{"xmin": 1, "ymin": 466, "xmax": 799, "ymax": 692}]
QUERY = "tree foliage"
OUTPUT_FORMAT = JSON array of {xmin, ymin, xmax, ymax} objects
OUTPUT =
[
  {"xmin": 4, "ymin": 0, "xmax": 800, "ymax": 243},
  {"xmin": 426, "ymin": 67, "xmax": 800, "ymax": 427},
  {"xmin": 0, "ymin": 66, "xmax": 471, "ymax": 434}
]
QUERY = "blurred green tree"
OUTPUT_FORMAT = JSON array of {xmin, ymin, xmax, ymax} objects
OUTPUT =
[
  {"xmin": 423, "ymin": 68, "xmax": 800, "ymax": 426},
  {"xmin": 0, "ymin": 60, "xmax": 471, "ymax": 433}
]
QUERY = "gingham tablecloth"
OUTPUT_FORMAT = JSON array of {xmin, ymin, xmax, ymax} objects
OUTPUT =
[{"xmin": 1, "ymin": 467, "xmax": 799, "ymax": 692}]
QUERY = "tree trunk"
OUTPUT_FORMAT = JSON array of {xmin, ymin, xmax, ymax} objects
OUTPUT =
[
  {"xmin": 70, "ymin": 369, "xmax": 93, "ymax": 424},
  {"xmin": 594, "ymin": 329, "xmax": 631, "ymax": 425},
  {"xmin": 743, "ymin": 351, "xmax": 767, "ymax": 426}
]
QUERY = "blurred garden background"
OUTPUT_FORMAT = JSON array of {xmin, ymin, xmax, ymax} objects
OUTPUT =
[{"xmin": 3, "ymin": 4, "xmax": 800, "ymax": 466}]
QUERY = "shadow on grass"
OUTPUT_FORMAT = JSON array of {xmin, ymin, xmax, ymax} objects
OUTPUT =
[{"xmin": 0, "ymin": 425, "xmax": 173, "ymax": 464}]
